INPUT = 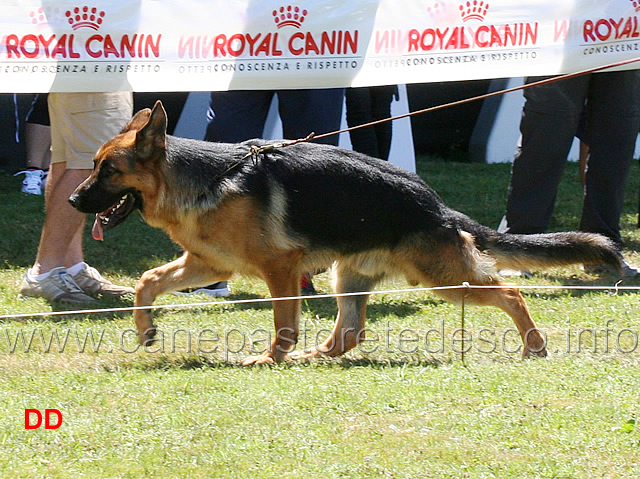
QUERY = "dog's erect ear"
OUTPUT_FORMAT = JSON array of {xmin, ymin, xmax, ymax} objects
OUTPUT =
[
  {"xmin": 135, "ymin": 100, "xmax": 168, "ymax": 160},
  {"xmin": 123, "ymin": 108, "xmax": 152, "ymax": 133}
]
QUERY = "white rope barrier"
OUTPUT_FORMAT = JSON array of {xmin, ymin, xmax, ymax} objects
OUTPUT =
[{"xmin": 1, "ymin": 282, "xmax": 638, "ymax": 321}]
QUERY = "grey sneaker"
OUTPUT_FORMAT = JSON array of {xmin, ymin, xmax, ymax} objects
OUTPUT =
[
  {"xmin": 498, "ymin": 269, "xmax": 533, "ymax": 278},
  {"xmin": 584, "ymin": 259, "xmax": 640, "ymax": 278},
  {"xmin": 71, "ymin": 263, "xmax": 135, "ymax": 297},
  {"xmin": 20, "ymin": 267, "xmax": 96, "ymax": 303}
]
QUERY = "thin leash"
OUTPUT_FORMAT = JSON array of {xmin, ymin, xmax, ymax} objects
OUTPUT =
[
  {"xmin": 213, "ymin": 56, "xmax": 640, "ymax": 179},
  {"xmin": 251, "ymin": 56, "xmax": 640, "ymax": 154}
]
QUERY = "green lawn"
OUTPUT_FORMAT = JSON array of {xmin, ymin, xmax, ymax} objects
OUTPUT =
[{"xmin": 1, "ymin": 158, "xmax": 639, "ymax": 478}]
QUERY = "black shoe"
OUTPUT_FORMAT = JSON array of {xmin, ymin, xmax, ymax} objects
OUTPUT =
[
  {"xmin": 174, "ymin": 281, "xmax": 231, "ymax": 297},
  {"xmin": 300, "ymin": 273, "xmax": 317, "ymax": 295}
]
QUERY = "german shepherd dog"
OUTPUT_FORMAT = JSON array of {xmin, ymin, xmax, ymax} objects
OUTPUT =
[{"xmin": 69, "ymin": 101, "xmax": 622, "ymax": 365}]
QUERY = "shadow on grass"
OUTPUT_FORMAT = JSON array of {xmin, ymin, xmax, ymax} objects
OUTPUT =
[
  {"xmin": 520, "ymin": 272, "xmax": 640, "ymax": 300},
  {"xmin": 1, "ymin": 295, "xmax": 136, "ymax": 324},
  {"xmin": 186, "ymin": 290, "xmax": 441, "ymax": 323},
  {"xmin": 113, "ymin": 353, "xmax": 448, "ymax": 372}
]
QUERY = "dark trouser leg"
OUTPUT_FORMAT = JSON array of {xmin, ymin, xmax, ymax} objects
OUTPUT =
[
  {"xmin": 580, "ymin": 70, "xmax": 640, "ymax": 245},
  {"xmin": 503, "ymin": 77, "xmax": 589, "ymax": 234},
  {"xmin": 345, "ymin": 87, "xmax": 380, "ymax": 157},
  {"xmin": 277, "ymin": 89, "xmax": 345, "ymax": 146},
  {"xmin": 370, "ymin": 85, "xmax": 396, "ymax": 161},
  {"xmin": 204, "ymin": 90, "xmax": 273, "ymax": 142}
]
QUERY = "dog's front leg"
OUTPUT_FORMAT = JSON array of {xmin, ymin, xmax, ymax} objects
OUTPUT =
[
  {"xmin": 241, "ymin": 259, "xmax": 302, "ymax": 366},
  {"xmin": 134, "ymin": 252, "xmax": 231, "ymax": 345}
]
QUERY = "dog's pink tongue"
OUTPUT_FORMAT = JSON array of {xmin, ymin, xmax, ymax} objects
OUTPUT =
[{"xmin": 91, "ymin": 215, "xmax": 104, "ymax": 241}]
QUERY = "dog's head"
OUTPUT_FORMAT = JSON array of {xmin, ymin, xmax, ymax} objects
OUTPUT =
[{"xmin": 69, "ymin": 100, "xmax": 168, "ymax": 240}]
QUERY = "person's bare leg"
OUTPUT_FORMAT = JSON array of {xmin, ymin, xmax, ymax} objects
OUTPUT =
[
  {"xmin": 25, "ymin": 123, "xmax": 51, "ymax": 170},
  {"xmin": 31, "ymin": 164, "xmax": 89, "ymax": 275}
]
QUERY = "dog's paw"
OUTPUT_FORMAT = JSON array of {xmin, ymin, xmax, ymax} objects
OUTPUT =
[
  {"xmin": 289, "ymin": 348, "xmax": 323, "ymax": 361},
  {"xmin": 240, "ymin": 352, "xmax": 287, "ymax": 366},
  {"xmin": 138, "ymin": 327, "xmax": 157, "ymax": 346},
  {"xmin": 521, "ymin": 346, "xmax": 548, "ymax": 359}
]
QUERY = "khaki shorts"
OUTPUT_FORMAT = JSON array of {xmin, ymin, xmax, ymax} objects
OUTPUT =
[{"xmin": 49, "ymin": 92, "xmax": 133, "ymax": 169}]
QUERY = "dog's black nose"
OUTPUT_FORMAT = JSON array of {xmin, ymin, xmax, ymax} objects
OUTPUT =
[{"xmin": 68, "ymin": 194, "xmax": 78, "ymax": 208}]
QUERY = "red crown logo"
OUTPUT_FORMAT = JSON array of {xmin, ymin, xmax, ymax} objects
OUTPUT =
[
  {"xmin": 29, "ymin": 8, "xmax": 47, "ymax": 25},
  {"xmin": 272, "ymin": 5, "xmax": 308, "ymax": 29},
  {"xmin": 631, "ymin": 0, "xmax": 640, "ymax": 12},
  {"xmin": 65, "ymin": 6, "xmax": 105, "ymax": 30},
  {"xmin": 459, "ymin": 0, "xmax": 489, "ymax": 22},
  {"xmin": 28, "ymin": 7, "xmax": 66, "ymax": 29},
  {"xmin": 427, "ymin": 2, "xmax": 442, "ymax": 19}
]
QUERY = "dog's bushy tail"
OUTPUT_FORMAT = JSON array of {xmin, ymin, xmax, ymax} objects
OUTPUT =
[
  {"xmin": 482, "ymin": 230, "xmax": 622, "ymax": 272},
  {"xmin": 448, "ymin": 211, "xmax": 623, "ymax": 272}
]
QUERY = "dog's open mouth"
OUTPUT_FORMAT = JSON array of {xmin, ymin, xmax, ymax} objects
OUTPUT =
[{"xmin": 92, "ymin": 193, "xmax": 137, "ymax": 241}]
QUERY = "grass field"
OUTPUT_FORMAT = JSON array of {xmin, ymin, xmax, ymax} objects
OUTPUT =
[{"xmin": 1, "ymin": 158, "xmax": 640, "ymax": 478}]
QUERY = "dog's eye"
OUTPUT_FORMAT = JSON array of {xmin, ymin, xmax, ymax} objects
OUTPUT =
[{"xmin": 101, "ymin": 163, "xmax": 119, "ymax": 177}]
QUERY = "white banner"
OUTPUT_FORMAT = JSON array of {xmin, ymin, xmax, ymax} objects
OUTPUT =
[{"xmin": 1, "ymin": 0, "xmax": 640, "ymax": 92}]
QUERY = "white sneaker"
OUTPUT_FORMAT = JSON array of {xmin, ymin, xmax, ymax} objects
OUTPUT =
[
  {"xmin": 20, "ymin": 267, "xmax": 95, "ymax": 303},
  {"xmin": 15, "ymin": 169, "xmax": 47, "ymax": 195},
  {"xmin": 71, "ymin": 263, "xmax": 135, "ymax": 297}
]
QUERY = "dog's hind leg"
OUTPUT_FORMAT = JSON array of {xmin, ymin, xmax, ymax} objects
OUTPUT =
[
  {"xmin": 290, "ymin": 263, "xmax": 379, "ymax": 361},
  {"xmin": 411, "ymin": 232, "xmax": 547, "ymax": 358},
  {"xmin": 134, "ymin": 252, "xmax": 232, "ymax": 345},
  {"xmin": 435, "ymin": 282, "xmax": 547, "ymax": 358}
]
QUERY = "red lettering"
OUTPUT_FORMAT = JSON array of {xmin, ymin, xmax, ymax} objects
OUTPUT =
[
  {"xmin": 201, "ymin": 36, "xmax": 217, "ymax": 58},
  {"xmin": 610, "ymin": 17, "xmax": 623, "ymax": 38},
  {"xmin": 407, "ymin": 29, "xmax": 419, "ymax": 52},
  {"xmin": 554, "ymin": 20, "xmax": 569, "ymax": 43},
  {"xmin": 20, "ymin": 34, "xmax": 39, "ymax": 59},
  {"xmin": 120, "ymin": 34, "xmax": 137, "ymax": 57},
  {"xmin": 525, "ymin": 23, "xmax": 538, "ymax": 44},
  {"xmin": 255, "ymin": 33, "xmax": 272, "ymax": 56},
  {"xmin": 103, "ymin": 34, "xmax": 120, "ymax": 58},
  {"xmin": 490, "ymin": 25, "xmax": 503, "ymax": 47},
  {"xmin": 584, "ymin": 20, "xmax": 595, "ymax": 42},
  {"xmin": 6, "ymin": 34, "xmax": 20, "ymax": 58},
  {"xmin": 435, "ymin": 28, "xmax": 448, "ymax": 49},
  {"xmin": 246, "ymin": 33, "xmax": 261, "ymax": 56},
  {"xmin": 214, "ymin": 34, "xmax": 227, "ymax": 57},
  {"xmin": 321, "ymin": 31, "xmax": 336, "ymax": 54},
  {"xmin": 51, "ymin": 34, "xmax": 67, "ymax": 58},
  {"xmin": 305, "ymin": 32, "xmax": 320, "ymax": 55},
  {"xmin": 68, "ymin": 34, "xmax": 80, "ymax": 58},
  {"xmin": 25, "ymin": 409, "xmax": 42, "ymax": 429},
  {"xmin": 143, "ymin": 34, "xmax": 161, "ymax": 58},
  {"xmin": 595, "ymin": 19, "xmax": 611, "ymax": 41},
  {"xmin": 374, "ymin": 30, "xmax": 389, "ymax": 54},
  {"xmin": 289, "ymin": 32, "xmax": 304, "ymax": 55},
  {"xmin": 459, "ymin": 27, "xmax": 471, "ymax": 49},
  {"xmin": 178, "ymin": 36, "xmax": 195, "ymax": 58},
  {"xmin": 344, "ymin": 31, "xmax": 358, "ymax": 54},
  {"xmin": 476, "ymin": 25, "xmax": 490, "ymax": 47},
  {"xmin": 45, "ymin": 409, "xmax": 62, "ymax": 429},
  {"xmin": 271, "ymin": 32, "xmax": 282, "ymax": 56},
  {"xmin": 86, "ymin": 35, "xmax": 103, "ymax": 58},
  {"xmin": 227, "ymin": 33, "xmax": 245, "ymax": 57},
  {"xmin": 420, "ymin": 29, "xmax": 436, "ymax": 51},
  {"xmin": 38, "ymin": 34, "xmax": 55, "ymax": 57},
  {"xmin": 504, "ymin": 24, "xmax": 518, "ymax": 46}
]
